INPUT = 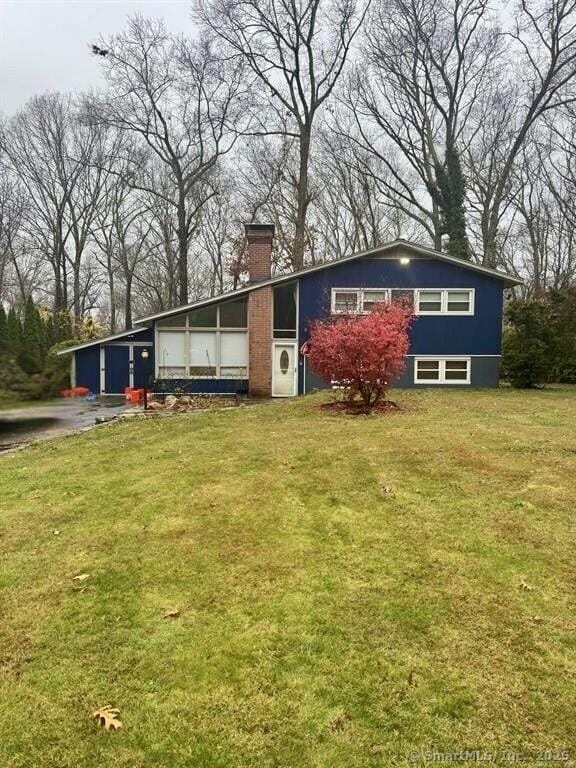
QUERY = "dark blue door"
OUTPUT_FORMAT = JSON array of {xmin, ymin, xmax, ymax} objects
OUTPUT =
[
  {"xmin": 133, "ymin": 347, "xmax": 153, "ymax": 388},
  {"xmin": 75, "ymin": 346, "xmax": 101, "ymax": 394},
  {"xmin": 105, "ymin": 346, "xmax": 130, "ymax": 394}
]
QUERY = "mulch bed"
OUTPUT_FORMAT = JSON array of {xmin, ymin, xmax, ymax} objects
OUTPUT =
[{"xmin": 320, "ymin": 399, "xmax": 402, "ymax": 416}]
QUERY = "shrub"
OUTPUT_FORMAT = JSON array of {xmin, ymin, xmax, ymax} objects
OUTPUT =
[
  {"xmin": 303, "ymin": 301, "xmax": 414, "ymax": 411},
  {"xmin": 502, "ymin": 299, "xmax": 549, "ymax": 388}
]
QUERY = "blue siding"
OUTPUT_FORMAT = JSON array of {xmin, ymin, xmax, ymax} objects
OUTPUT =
[
  {"xmin": 73, "ymin": 328, "xmax": 154, "ymax": 396},
  {"xmin": 75, "ymin": 346, "xmax": 101, "ymax": 394},
  {"xmin": 297, "ymin": 257, "xmax": 506, "ymax": 393},
  {"xmin": 134, "ymin": 348, "xmax": 154, "ymax": 388}
]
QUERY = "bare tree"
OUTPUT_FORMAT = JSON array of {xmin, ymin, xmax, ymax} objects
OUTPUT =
[
  {"xmin": 469, "ymin": 0, "xmax": 576, "ymax": 266},
  {"xmin": 503, "ymin": 130, "xmax": 576, "ymax": 292},
  {"xmin": 198, "ymin": 0, "xmax": 368, "ymax": 270},
  {"xmin": 93, "ymin": 156, "xmax": 152, "ymax": 330},
  {"xmin": 0, "ymin": 93, "xmax": 109, "ymax": 319},
  {"xmin": 314, "ymin": 124, "xmax": 427, "ymax": 259},
  {"xmin": 85, "ymin": 16, "xmax": 248, "ymax": 304},
  {"xmin": 346, "ymin": 0, "xmax": 501, "ymax": 258},
  {"xmin": 0, "ymin": 172, "xmax": 25, "ymax": 302}
]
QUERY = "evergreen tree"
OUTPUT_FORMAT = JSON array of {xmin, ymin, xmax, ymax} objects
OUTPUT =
[
  {"xmin": 0, "ymin": 305, "xmax": 8, "ymax": 356},
  {"xmin": 6, "ymin": 307, "xmax": 22, "ymax": 360},
  {"xmin": 44, "ymin": 314, "xmax": 56, "ymax": 351},
  {"xmin": 431, "ymin": 138, "xmax": 471, "ymax": 260},
  {"xmin": 19, "ymin": 297, "xmax": 44, "ymax": 374},
  {"xmin": 502, "ymin": 299, "xmax": 548, "ymax": 388},
  {"xmin": 53, "ymin": 309, "xmax": 73, "ymax": 344},
  {"xmin": 546, "ymin": 288, "xmax": 576, "ymax": 383}
]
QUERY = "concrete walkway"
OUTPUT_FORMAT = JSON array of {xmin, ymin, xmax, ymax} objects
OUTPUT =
[{"xmin": 0, "ymin": 398, "xmax": 132, "ymax": 451}]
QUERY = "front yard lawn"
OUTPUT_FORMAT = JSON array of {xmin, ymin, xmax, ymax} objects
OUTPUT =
[{"xmin": 0, "ymin": 388, "xmax": 574, "ymax": 767}]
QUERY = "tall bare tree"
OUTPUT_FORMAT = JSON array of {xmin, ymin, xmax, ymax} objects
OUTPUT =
[
  {"xmin": 345, "ymin": 0, "xmax": 501, "ymax": 258},
  {"xmin": 85, "ymin": 16, "xmax": 248, "ymax": 304},
  {"xmin": 0, "ymin": 93, "xmax": 108, "ymax": 319},
  {"xmin": 92, "ymin": 155, "xmax": 152, "ymax": 330},
  {"xmin": 198, "ymin": 0, "xmax": 369, "ymax": 270},
  {"xmin": 468, "ymin": 0, "xmax": 576, "ymax": 266}
]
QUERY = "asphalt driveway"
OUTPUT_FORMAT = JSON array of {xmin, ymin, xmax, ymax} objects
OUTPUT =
[{"xmin": 0, "ymin": 398, "xmax": 132, "ymax": 451}]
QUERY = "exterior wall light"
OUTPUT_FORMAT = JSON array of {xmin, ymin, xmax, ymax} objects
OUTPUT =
[
  {"xmin": 400, "ymin": 257, "xmax": 410, "ymax": 265},
  {"xmin": 140, "ymin": 348, "xmax": 150, "ymax": 409}
]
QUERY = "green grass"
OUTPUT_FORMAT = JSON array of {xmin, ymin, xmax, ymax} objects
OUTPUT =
[{"xmin": 0, "ymin": 388, "xmax": 575, "ymax": 767}]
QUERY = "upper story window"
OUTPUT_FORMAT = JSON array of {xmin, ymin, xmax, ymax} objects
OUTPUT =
[
  {"xmin": 273, "ymin": 282, "xmax": 297, "ymax": 338},
  {"xmin": 330, "ymin": 287, "xmax": 473, "ymax": 315},
  {"xmin": 157, "ymin": 296, "xmax": 248, "ymax": 329},
  {"xmin": 416, "ymin": 289, "xmax": 474, "ymax": 315},
  {"xmin": 331, "ymin": 288, "xmax": 391, "ymax": 314}
]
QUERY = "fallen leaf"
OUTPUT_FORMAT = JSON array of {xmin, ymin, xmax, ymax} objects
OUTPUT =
[
  {"xmin": 531, "ymin": 615, "xmax": 544, "ymax": 623},
  {"xmin": 93, "ymin": 705, "xmax": 123, "ymax": 731},
  {"xmin": 329, "ymin": 712, "xmax": 351, "ymax": 733},
  {"xmin": 520, "ymin": 580, "xmax": 534, "ymax": 591},
  {"xmin": 407, "ymin": 670, "xmax": 416, "ymax": 686},
  {"xmin": 72, "ymin": 574, "xmax": 90, "ymax": 581},
  {"xmin": 370, "ymin": 745, "xmax": 384, "ymax": 755},
  {"xmin": 162, "ymin": 609, "xmax": 180, "ymax": 619}
]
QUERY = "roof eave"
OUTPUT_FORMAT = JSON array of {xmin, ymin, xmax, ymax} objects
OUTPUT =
[
  {"xmin": 133, "ymin": 239, "xmax": 523, "ymax": 324},
  {"xmin": 57, "ymin": 325, "xmax": 151, "ymax": 355}
]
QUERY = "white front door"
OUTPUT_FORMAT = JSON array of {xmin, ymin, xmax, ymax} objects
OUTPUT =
[{"xmin": 272, "ymin": 343, "xmax": 298, "ymax": 397}]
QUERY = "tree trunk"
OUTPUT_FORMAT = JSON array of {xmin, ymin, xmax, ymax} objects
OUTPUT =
[
  {"xmin": 292, "ymin": 126, "xmax": 312, "ymax": 272},
  {"xmin": 73, "ymin": 257, "xmax": 82, "ymax": 324},
  {"xmin": 483, "ymin": 218, "xmax": 499, "ymax": 269},
  {"xmin": 108, "ymin": 262, "xmax": 116, "ymax": 333},
  {"xmin": 125, "ymin": 274, "xmax": 133, "ymax": 329},
  {"xmin": 177, "ymin": 191, "xmax": 188, "ymax": 305}
]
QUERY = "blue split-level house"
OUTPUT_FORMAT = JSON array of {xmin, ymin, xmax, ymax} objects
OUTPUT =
[{"xmin": 59, "ymin": 224, "xmax": 521, "ymax": 397}]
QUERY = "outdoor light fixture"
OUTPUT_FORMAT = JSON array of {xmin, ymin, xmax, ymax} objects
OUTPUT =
[
  {"xmin": 140, "ymin": 349, "xmax": 150, "ymax": 410},
  {"xmin": 400, "ymin": 257, "xmax": 410, "ymax": 265}
]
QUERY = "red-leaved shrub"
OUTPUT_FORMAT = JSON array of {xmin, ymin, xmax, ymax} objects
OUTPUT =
[{"xmin": 303, "ymin": 301, "xmax": 414, "ymax": 410}]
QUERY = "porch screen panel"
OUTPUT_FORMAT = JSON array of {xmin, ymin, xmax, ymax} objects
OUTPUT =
[
  {"xmin": 220, "ymin": 332, "xmax": 248, "ymax": 377},
  {"xmin": 190, "ymin": 332, "xmax": 217, "ymax": 376},
  {"xmin": 157, "ymin": 331, "xmax": 186, "ymax": 377}
]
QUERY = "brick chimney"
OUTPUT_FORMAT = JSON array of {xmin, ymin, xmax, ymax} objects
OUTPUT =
[
  {"xmin": 245, "ymin": 223, "xmax": 274, "ymax": 397},
  {"xmin": 245, "ymin": 223, "xmax": 274, "ymax": 283}
]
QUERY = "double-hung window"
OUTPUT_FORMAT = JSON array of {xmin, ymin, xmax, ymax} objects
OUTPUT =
[
  {"xmin": 416, "ymin": 289, "xmax": 474, "ymax": 315},
  {"xmin": 331, "ymin": 288, "xmax": 391, "ymax": 314},
  {"xmin": 361, "ymin": 290, "xmax": 390, "ymax": 312},
  {"xmin": 415, "ymin": 358, "xmax": 471, "ymax": 384},
  {"xmin": 332, "ymin": 289, "xmax": 361, "ymax": 314}
]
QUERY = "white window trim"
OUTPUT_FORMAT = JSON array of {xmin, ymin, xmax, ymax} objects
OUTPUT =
[
  {"xmin": 156, "ymin": 327, "xmax": 248, "ymax": 380},
  {"xmin": 414, "ymin": 357, "xmax": 471, "ymax": 385},
  {"xmin": 331, "ymin": 288, "xmax": 362, "ymax": 314},
  {"xmin": 415, "ymin": 288, "xmax": 475, "ymax": 316},
  {"xmin": 331, "ymin": 287, "xmax": 391, "ymax": 314},
  {"xmin": 330, "ymin": 287, "xmax": 474, "ymax": 316}
]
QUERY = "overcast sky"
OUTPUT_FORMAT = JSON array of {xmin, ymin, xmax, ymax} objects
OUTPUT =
[{"xmin": 0, "ymin": 0, "xmax": 193, "ymax": 115}]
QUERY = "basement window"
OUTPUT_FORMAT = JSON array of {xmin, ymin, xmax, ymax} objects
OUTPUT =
[{"xmin": 415, "ymin": 358, "xmax": 471, "ymax": 384}]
